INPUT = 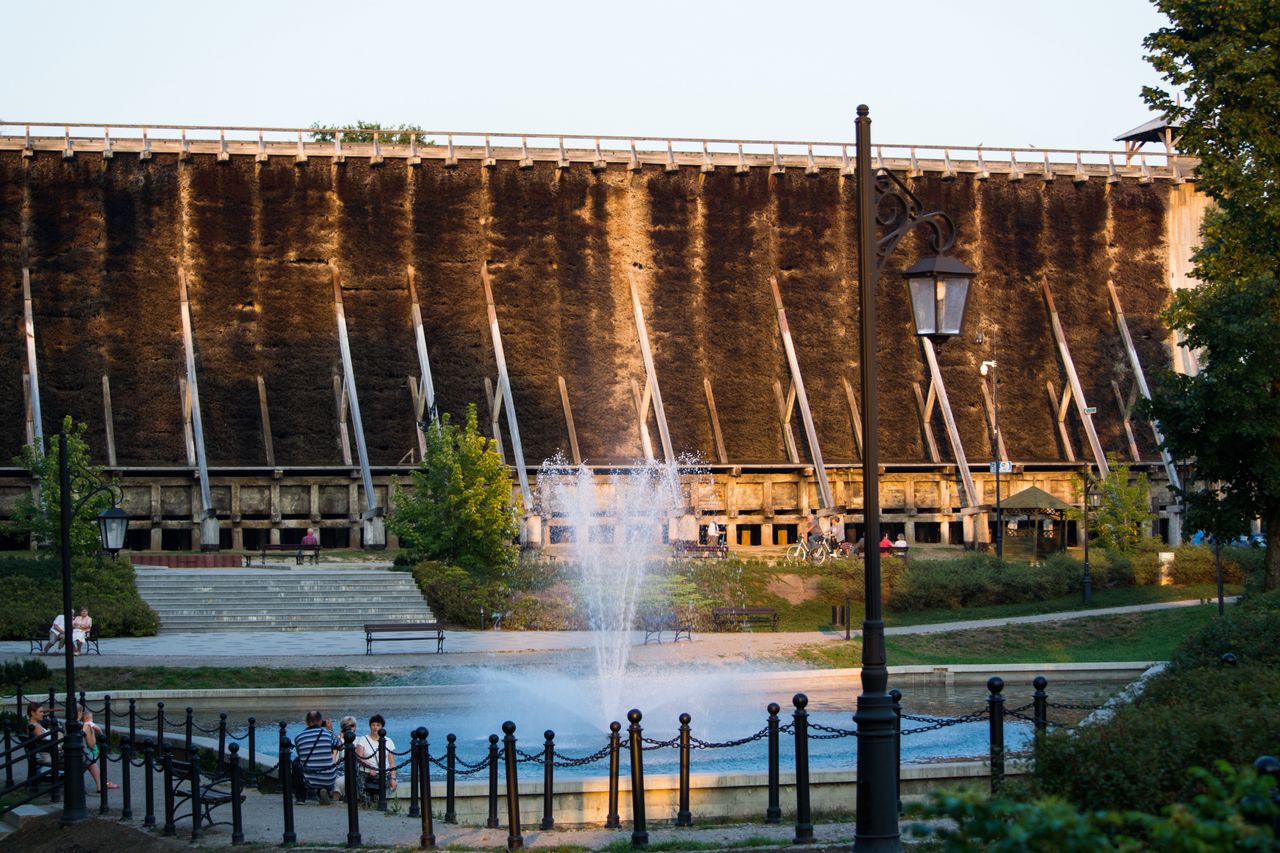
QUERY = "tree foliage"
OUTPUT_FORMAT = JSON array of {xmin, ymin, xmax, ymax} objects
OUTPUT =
[
  {"xmin": 1142, "ymin": 0, "xmax": 1280, "ymax": 589},
  {"xmin": 1077, "ymin": 456, "xmax": 1155, "ymax": 555},
  {"xmin": 6, "ymin": 417, "xmax": 118, "ymax": 558},
  {"xmin": 309, "ymin": 121, "xmax": 431, "ymax": 145},
  {"xmin": 388, "ymin": 405, "xmax": 519, "ymax": 581}
]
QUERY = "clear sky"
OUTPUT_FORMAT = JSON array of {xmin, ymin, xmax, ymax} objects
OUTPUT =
[{"xmin": 8, "ymin": 0, "xmax": 1170, "ymax": 151}]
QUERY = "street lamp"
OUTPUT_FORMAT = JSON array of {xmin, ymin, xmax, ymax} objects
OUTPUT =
[
  {"xmin": 980, "ymin": 360, "xmax": 1002, "ymax": 561},
  {"xmin": 54, "ymin": 426, "xmax": 126, "ymax": 824},
  {"xmin": 1081, "ymin": 471, "xmax": 1100, "ymax": 606},
  {"xmin": 854, "ymin": 105, "xmax": 975, "ymax": 852}
]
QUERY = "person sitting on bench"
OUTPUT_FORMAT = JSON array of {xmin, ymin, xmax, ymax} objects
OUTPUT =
[
  {"xmin": 298, "ymin": 528, "xmax": 319, "ymax": 564},
  {"xmin": 42, "ymin": 613, "xmax": 67, "ymax": 655}
]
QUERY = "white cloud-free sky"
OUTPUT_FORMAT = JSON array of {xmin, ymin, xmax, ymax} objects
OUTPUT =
[{"xmin": 8, "ymin": 0, "xmax": 1170, "ymax": 151}]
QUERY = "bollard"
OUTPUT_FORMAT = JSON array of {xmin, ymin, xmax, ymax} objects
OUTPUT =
[
  {"xmin": 541, "ymin": 730, "xmax": 555, "ymax": 830},
  {"xmin": 606, "ymin": 721, "xmax": 622, "ymax": 829},
  {"xmin": 1032, "ymin": 676, "xmax": 1048, "ymax": 735},
  {"xmin": 377, "ymin": 728, "xmax": 388, "ymax": 812},
  {"xmin": 128, "ymin": 698, "xmax": 137, "ymax": 750},
  {"xmin": 47, "ymin": 686, "xmax": 55, "ymax": 717},
  {"xmin": 162, "ymin": 743, "xmax": 176, "ymax": 836},
  {"xmin": 627, "ymin": 709, "xmax": 648, "ymax": 847},
  {"xmin": 418, "ymin": 728, "xmax": 436, "ymax": 849},
  {"xmin": 189, "ymin": 756, "xmax": 203, "ymax": 843},
  {"xmin": 2, "ymin": 720, "xmax": 10, "ymax": 789},
  {"xmin": 765, "ymin": 703, "xmax": 781, "ymax": 824},
  {"xmin": 502, "ymin": 721, "xmax": 524, "ymax": 850},
  {"xmin": 47, "ymin": 714, "xmax": 61, "ymax": 804},
  {"xmin": 247, "ymin": 718, "xmax": 258, "ymax": 788},
  {"xmin": 1221, "ymin": 652, "xmax": 1239, "ymax": 667},
  {"xmin": 103, "ymin": 695, "xmax": 112, "ymax": 749},
  {"xmin": 143, "ymin": 739, "xmax": 157, "ymax": 826},
  {"xmin": 79, "ymin": 691, "xmax": 86, "ymax": 715},
  {"xmin": 120, "ymin": 740, "xmax": 134, "ymax": 820},
  {"xmin": 184, "ymin": 707, "xmax": 194, "ymax": 757},
  {"xmin": 445, "ymin": 733, "xmax": 458, "ymax": 823},
  {"xmin": 156, "ymin": 701, "xmax": 165, "ymax": 748},
  {"xmin": 890, "ymin": 688, "xmax": 903, "ymax": 815},
  {"xmin": 486, "ymin": 734, "xmax": 500, "ymax": 828},
  {"xmin": 408, "ymin": 730, "xmax": 421, "ymax": 819},
  {"xmin": 343, "ymin": 728, "xmax": 362, "ymax": 847},
  {"xmin": 676, "ymin": 713, "xmax": 692, "ymax": 827},
  {"xmin": 1253, "ymin": 755, "xmax": 1280, "ymax": 836},
  {"xmin": 99, "ymin": 725, "xmax": 111, "ymax": 815},
  {"xmin": 987, "ymin": 676, "xmax": 1005, "ymax": 793},
  {"xmin": 218, "ymin": 713, "xmax": 228, "ymax": 773},
  {"xmin": 13, "ymin": 682, "xmax": 20, "ymax": 718},
  {"xmin": 24, "ymin": 724, "xmax": 37, "ymax": 792},
  {"xmin": 229, "ymin": 743, "xmax": 245, "ymax": 845},
  {"xmin": 279, "ymin": 730, "xmax": 297, "ymax": 844},
  {"xmin": 792, "ymin": 694, "xmax": 813, "ymax": 844}
]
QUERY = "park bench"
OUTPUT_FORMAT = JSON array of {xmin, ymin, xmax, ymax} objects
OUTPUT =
[
  {"xmin": 640, "ymin": 611, "xmax": 692, "ymax": 645},
  {"xmin": 170, "ymin": 756, "xmax": 241, "ymax": 831},
  {"xmin": 712, "ymin": 607, "xmax": 779, "ymax": 632},
  {"xmin": 245, "ymin": 542, "xmax": 321, "ymax": 566},
  {"xmin": 28, "ymin": 623, "xmax": 99, "ymax": 655},
  {"xmin": 364, "ymin": 622, "xmax": 445, "ymax": 655},
  {"xmin": 672, "ymin": 539, "xmax": 728, "ymax": 560}
]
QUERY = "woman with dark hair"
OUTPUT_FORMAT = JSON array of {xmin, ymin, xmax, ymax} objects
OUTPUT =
[{"xmin": 355, "ymin": 714, "xmax": 397, "ymax": 793}]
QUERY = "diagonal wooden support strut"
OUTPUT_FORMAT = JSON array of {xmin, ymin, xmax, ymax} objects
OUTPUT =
[
  {"xmin": 481, "ymin": 263, "xmax": 532, "ymax": 508},
  {"xmin": 21, "ymin": 269, "xmax": 43, "ymax": 450},
  {"xmin": 1043, "ymin": 280, "xmax": 1110, "ymax": 478},
  {"xmin": 912, "ymin": 380, "xmax": 942, "ymax": 463},
  {"xmin": 1108, "ymin": 282, "xmax": 1180, "ymax": 490},
  {"xmin": 627, "ymin": 269, "xmax": 676, "ymax": 466},
  {"xmin": 330, "ymin": 261, "xmax": 381, "ymax": 523},
  {"xmin": 920, "ymin": 338, "xmax": 977, "ymax": 508},
  {"xmin": 770, "ymin": 277, "xmax": 833, "ymax": 510}
]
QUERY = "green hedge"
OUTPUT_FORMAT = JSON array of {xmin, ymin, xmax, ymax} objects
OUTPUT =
[
  {"xmin": 1032, "ymin": 591, "xmax": 1280, "ymax": 813},
  {"xmin": 887, "ymin": 552, "xmax": 1133, "ymax": 613},
  {"xmin": 0, "ymin": 556, "xmax": 159, "ymax": 639}
]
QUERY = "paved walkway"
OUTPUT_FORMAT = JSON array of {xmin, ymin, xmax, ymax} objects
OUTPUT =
[{"xmin": 3, "ymin": 598, "xmax": 1230, "ymax": 670}]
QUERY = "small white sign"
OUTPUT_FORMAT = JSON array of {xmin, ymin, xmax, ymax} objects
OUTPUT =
[
  {"xmin": 989, "ymin": 461, "xmax": 1013, "ymax": 474},
  {"xmin": 1084, "ymin": 406, "xmax": 1098, "ymax": 414}
]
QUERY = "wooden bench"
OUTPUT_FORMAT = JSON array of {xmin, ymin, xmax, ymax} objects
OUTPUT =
[
  {"xmin": 640, "ymin": 611, "xmax": 692, "ymax": 645},
  {"xmin": 170, "ymin": 757, "xmax": 241, "ymax": 830},
  {"xmin": 672, "ymin": 540, "xmax": 728, "ymax": 560},
  {"xmin": 712, "ymin": 607, "xmax": 779, "ymax": 632},
  {"xmin": 364, "ymin": 622, "xmax": 445, "ymax": 655},
  {"xmin": 245, "ymin": 542, "xmax": 321, "ymax": 566},
  {"xmin": 29, "ymin": 623, "xmax": 99, "ymax": 655}
]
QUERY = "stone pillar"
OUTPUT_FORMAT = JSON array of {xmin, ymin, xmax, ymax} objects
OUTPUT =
[
  {"xmin": 520, "ymin": 514, "xmax": 542, "ymax": 548},
  {"xmin": 939, "ymin": 519, "xmax": 951, "ymax": 545},
  {"xmin": 905, "ymin": 520, "xmax": 917, "ymax": 543},
  {"xmin": 231, "ymin": 526, "xmax": 244, "ymax": 551}
]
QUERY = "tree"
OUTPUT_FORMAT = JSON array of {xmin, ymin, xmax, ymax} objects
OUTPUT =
[
  {"xmin": 1077, "ymin": 456, "xmax": 1154, "ymax": 555},
  {"xmin": 7, "ymin": 416, "xmax": 117, "ymax": 558},
  {"xmin": 309, "ymin": 121, "xmax": 431, "ymax": 145},
  {"xmin": 1142, "ymin": 1, "xmax": 1280, "ymax": 589},
  {"xmin": 388, "ymin": 405, "xmax": 519, "ymax": 581}
]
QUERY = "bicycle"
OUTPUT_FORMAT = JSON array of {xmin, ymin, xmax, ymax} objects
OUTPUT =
[{"xmin": 787, "ymin": 537, "xmax": 832, "ymax": 565}]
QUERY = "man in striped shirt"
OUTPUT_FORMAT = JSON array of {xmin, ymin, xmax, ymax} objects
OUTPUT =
[{"xmin": 294, "ymin": 710, "xmax": 340, "ymax": 804}]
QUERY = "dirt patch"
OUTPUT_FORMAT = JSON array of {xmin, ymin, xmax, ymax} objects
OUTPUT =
[
  {"xmin": 766, "ymin": 572, "xmax": 820, "ymax": 604},
  {"xmin": 0, "ymin": 814, "xmax": 189, "ymax": 853}
]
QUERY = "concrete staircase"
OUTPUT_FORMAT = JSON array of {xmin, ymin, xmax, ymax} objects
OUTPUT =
[{"xmin": 132, "ymin": 568, "xmax": 435, "ymax": 632}]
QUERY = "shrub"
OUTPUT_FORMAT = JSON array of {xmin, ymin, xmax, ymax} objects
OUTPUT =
[
  {"xmin": 1, "ymin": 658, "xmax": 50, "ymax": 692},
  {"xmin": 1163, "ymin": 544, "xmax": 1248, "ymax": 586},
  {"xmin": 0, "ymin": 556, "xmax": 159, "ymax": 639},
  {"xmin": 1166, "ymin": 594, "xmax": 1280, "ymax": 671},
  {"xmin": 408, "ymin": 560, "xmax": 507, "ymax": 627}
]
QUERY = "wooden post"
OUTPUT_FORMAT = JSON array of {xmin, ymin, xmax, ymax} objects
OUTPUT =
[
  {"xmin": 333, "ymin": 375, "xmax": 353, "ymax": 466},
  {"xmin": 912, "ymin": 381, "xmax": 942, "ymax": 463},
  {"xmin": 1047, "ymin": 381, "xmax": 1075, "ymax": 462},
  {"xmin": 21, "ymin": 372, "xmax": 33, "ymax": 448},
  {"xmin": 840, "ymin": 376, "xmax": 863, "ymax": 460},
  {"xmin": 980, "ymin": 376, "xmax": 1008, "ymax": 461},
  {"xmin": 1107, "ymin": 282, "xmax": 1180, "ymax": 490},
  {"xmin": 772, "ymin": 380, "xmax": 800, "ymax": 464},
  {"xmin": 481, "ymin": 263, "xmax": 532, "ymax": 509},
  {"xmin": 557, "ymin": 376, "xmax": 581, "ymax": 465},
  {"xmin": 256, "ymin": 376, "xmax": 275, "ymax": 467},
  {"xmin": 407, "ymin": 376, "xmax": 427, "ymax": 459},
  {"xmin": 1042, "ymin": 281, "xmax": 1109, "ymax": 477},
  {"xmin": 627, "ymin": 270, "xmax": 675, "ymax": 466},
  {"xmin": 406, "ymin": 265, "xmax": 438, "ymax": 451},
  {"xmin": 179, "ymin": 378, "xmax": 196, "ymax": 467},
  {"xmin": 178, "ymin": 268, "xmax": 220, "ymax": 548},
  {"xmin": 21, "ymin": 269, "xmax": 43, "ymax": 450},
  {"xmin": 102, "ymin": 375, "xmax": 117, "ymax": 468},
  {"xmin": 703, "ymin": 378, "xmax": 728, "ymax": 465},
  {"xmin": 330, "ymin": 262, "xmax": 382, "ymax": 525},
  {"xmin": 1112, "ymin": 380, "xmax": 1141, "ymax": 463},
  {"xmin": 920, "ymin": 338, "xmax": 978, "ymax": 508},
  {"xmin": 770, "ymin": 277, "xmax": 832, "ymax": 510},
  {"xmin": 630, "ymin": 378, "xmax": 655, "ymax": 462},
  {"xmin": 483, "ymin": 377, "xmax": 507, "ymax": 464}
]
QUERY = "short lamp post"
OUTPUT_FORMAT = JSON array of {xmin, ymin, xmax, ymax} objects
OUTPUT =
[
  {"xmin": 1081, "ymin": 472, "xmax": 1100, "ymax": 607},
  {"xmin": 854, "ymin": 105, "xmax": 976, "ymax": 853},
  {"xmin": 56, "ymin": 426, "xmax": 127, "ymax": 824},
  {"xmin": 980, "ymin": 360, "xmax": 1002, "ymax": 560}
]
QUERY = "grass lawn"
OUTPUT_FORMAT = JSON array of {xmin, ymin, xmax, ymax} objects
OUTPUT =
[
  {"xmin": 14, "ymin": 666, "xmax": 388, "ymax": 694},
  {"xmin": 793, "ymin": 603, "xmax": 1220, "ymax": 668}
]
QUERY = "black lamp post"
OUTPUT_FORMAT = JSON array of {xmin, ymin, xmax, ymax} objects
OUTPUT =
[
  {"xmin": 854, "ymin": 105, "xmax": 975, "ymax": 852},
  {"xmin": 55, "ymin": 426, "xmax": 126, "ymax": 824},
  {"xmin": 1081, "ymin": 471, "xmax": 1100, "ymax": 606}
]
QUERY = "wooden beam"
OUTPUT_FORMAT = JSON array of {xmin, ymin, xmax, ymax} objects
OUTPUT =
[
  {"xmin": 481, "ymin": 262, "xmax": 532, "ymax": 507},
  {"xmin": 558, "ymin": 375, "xmax": 581, "ymax": 465},
  {"xmin": 627, "ymin": 269, "xmax": 676, "ymax": 465},
  {"xmin": 21, "ymin": 269, "xmax": 43, "ymax": 449},
  {"xmin": 330, "ymin": 261, "xmax": 380, "ymax": 517},
  {"xmin": 840, "ymin": 376, "xmax": 863, "ymax": 460},
  {"xmin": 257, "ymin": 376, "xmax": 275, "ymax": 467},
  {"xmin": 180, "ymin": 377, "xmax": 196, "ymax": 466},
  {"xmin": 1042, "ymin": 280, "xmax": 1110, "ymax": 477},
  {"xmin": 333, "ymin": 374, "xmax": 353, "ymax": 466},
  {"xmin": 703, "ymin": 377, "xmax": 728, "ymax": 465},
  {"xmin": 21, "ymin": 371, "xmax": 33, "ymax": 448},
  {"xmin": 770, "ymin": 277, "xmax": 833, "ymax": 510},
  {"xmin": 921, "ymin": 338, "xmax": 978, "ymax": 508},
  {"xmin": 1108, "ymin": 281, "xmax": 1181, "ymax": 490},
  {"xmin": 101, "ymin": 375, "xmax": 117, "ymax": 468},
  {"xmin": 407, "ymin": 375, "xmax": 427, "ymax": 459},
  {"xmin": 483, "ymin": 376, "xmax": 507, "ymax": 464},
  {"xmin": 979, "ymin": 376, "xmax": 1009, "ymax": 461},
  {"xmin": 406, "ymin": 264, "xmax": 438, "ymax": 452},
  {"xmin": 630, "ymin": 377, "xmax": 655, "ymax": 461},
  {"xmin": 1112, "ymin": 379, "xmax": 1141, "ymax": 463},
  {"xmin": 912, "ymin": 381, "xmax": 942, "ymax": 463},
  {"xmin": 1047, "ymin": 380, "xmax": 1075, "ymax": 462},
  {"xmin": 177, "ymin": 268, "xmax": 215, "ymax": 515},
  {"xmin": 772, "ymin": 380, "xmax": 800, "ymax": 464}
]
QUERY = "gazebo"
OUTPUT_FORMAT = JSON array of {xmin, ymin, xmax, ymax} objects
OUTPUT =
[{"xmin": 996, "ymin": 486, "xmax": 1073, "ymax": 563}]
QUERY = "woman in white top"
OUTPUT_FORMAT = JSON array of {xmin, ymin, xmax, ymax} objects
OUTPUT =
[
  {"xmin": 356, "ymin": 714, "xmax": 397, "ymax": 791},
  {"xmin": 72, "ymin": 607, "xmax": 92, "ymax": 655}
]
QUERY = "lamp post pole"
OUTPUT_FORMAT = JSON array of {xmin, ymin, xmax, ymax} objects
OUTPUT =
[
  {"xmin": 853, "ymin": 104, "xmax": 897, "ymax": 853},
  {"xmin": 57, "ymin": 428, "xmax": 88, "ymax": 824},
  {"xmin": 1082, "ymin": 473, "xmax": 1093, "ymax": 607}
]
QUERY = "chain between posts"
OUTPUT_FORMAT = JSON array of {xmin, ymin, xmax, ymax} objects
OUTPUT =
[{"xmin": 899, "ymin": 708, "xmax": 989, "ymax": 736}]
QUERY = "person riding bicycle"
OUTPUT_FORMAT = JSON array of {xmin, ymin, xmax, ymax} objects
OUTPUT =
[{"xmin": 805, "ymin": 512, "xmax": 824, "ymax": 557}]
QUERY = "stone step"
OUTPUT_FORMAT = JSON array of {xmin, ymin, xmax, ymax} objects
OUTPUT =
[{"xmin": 3, "ymin": 804, "xmax": 51, "ymax": 829}]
